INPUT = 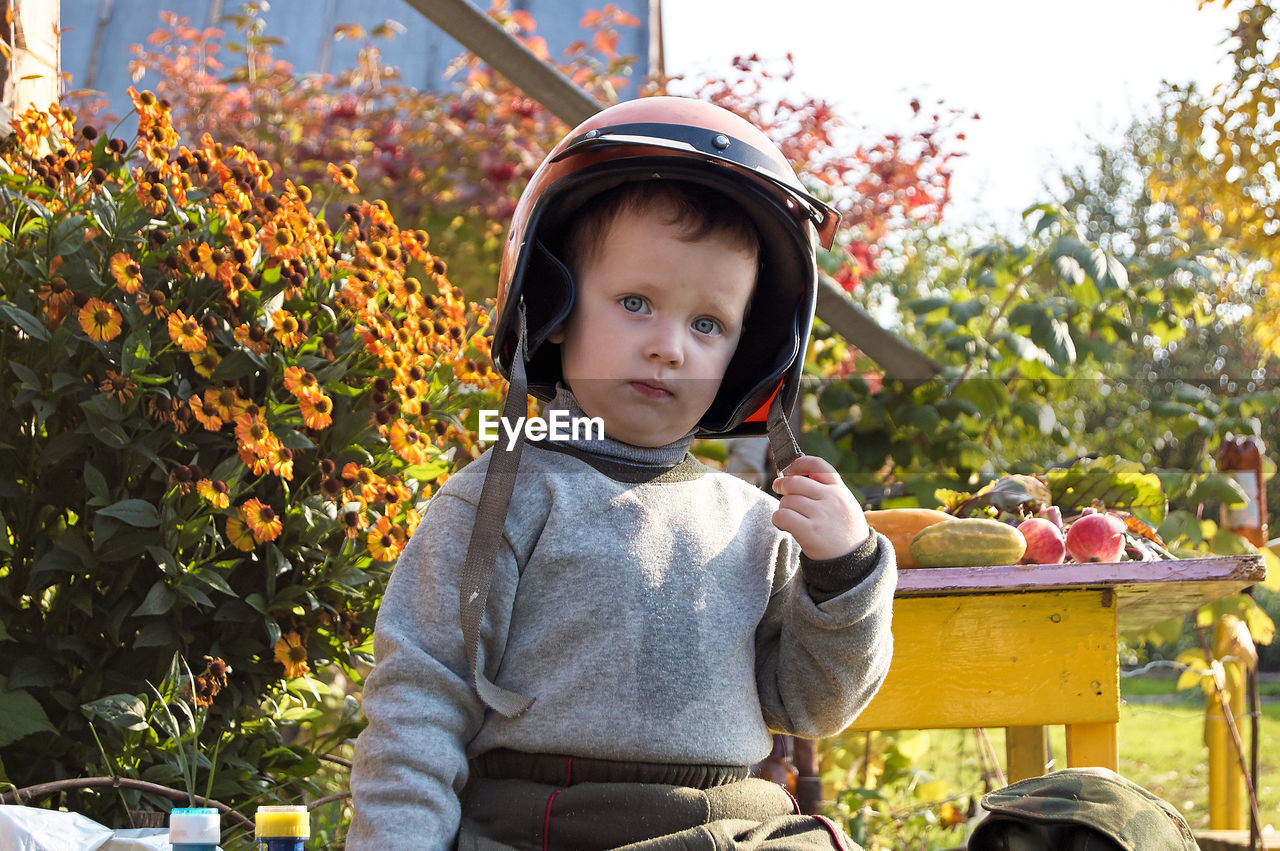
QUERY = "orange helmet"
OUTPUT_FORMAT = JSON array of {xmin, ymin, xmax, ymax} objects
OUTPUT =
[{"xmin": 491, "ymin": 96, "xmax": 839, "ymax": 437}]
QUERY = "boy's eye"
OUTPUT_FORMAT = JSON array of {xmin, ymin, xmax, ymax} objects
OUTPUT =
[
  {"xmin": 692, "ymin": 317, "xmax": 721, "ymax": 335},
  {"xmin": 620, "ymin": 295, "xmax": 648, "ymax": 313}
]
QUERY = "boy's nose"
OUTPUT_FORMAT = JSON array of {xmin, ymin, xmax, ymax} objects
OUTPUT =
[{"xmin": 645, "ymin": 325, "xmax": 684, "ymax": 367}]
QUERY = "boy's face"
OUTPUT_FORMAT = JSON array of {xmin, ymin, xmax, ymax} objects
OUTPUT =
[{"xmin": 550, "ymin": 205, "xmax": 757, "ymax": 447}]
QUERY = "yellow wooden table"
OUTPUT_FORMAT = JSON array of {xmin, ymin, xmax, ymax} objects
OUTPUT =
[{"xmin": 847, "ymin": 554, "xmax": 1266, "ymax": 782}]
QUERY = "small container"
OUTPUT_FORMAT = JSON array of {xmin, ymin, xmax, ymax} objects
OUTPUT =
[
  {"xmin": 169, "ymin": 807, "xmax": 220, "ymax": 851},
  {"xmin": 254, "ymin": 805, "xmax": 310, "ymax": 850}
]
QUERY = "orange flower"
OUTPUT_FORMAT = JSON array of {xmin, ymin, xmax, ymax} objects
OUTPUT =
[
  {"xmin": 271, "ymin": 309, "xmax": 306, "ymax": 347},
  {"xmin": 98, "ymin": 370, "xmax": 136, "ymax": 404},
  {"xmin": 137, "ymin": 288, "xmax": 169, "ymax": 318},
  {"xmin": 299, "ymin": 392, "xmax": 334, "ymax": 430},
  {"xmin": 197, "ymin": 478, "xmax": 231, "ymax": 509},
  {"xmin": 342, "ymin": 462, "xmax": 383, "ymax": 503},
  {"xmin": 38, "ymin": 277, "xmax": 75, "ymax": 327},
  {"xmin": 283, "ymin": 366, "xmax": 321, "ymax": 399},
  {"xmin": 388, "ymin": 419, "xmax": 430, "ymax": 465},
  {"xmin": 259, "ymin": 221, "xmax": 302, "ymax": 262},
  {"xmin": 239, "ymin": 497, "xmax": 283, "ymax": 542},
  {"xmin": 265, "ymin": 444, "xmax": 294, "ymax": 480},
  {"xmin": 234, "ymin": 412, "xmax": 275, "ymax": 455},
  {"xmin": 205, "ymin": 386, "xmax": 249, "ymax": 422},
  {"xmin": 167, "ymin": 310, "xmax": 208, "ymax": 352},
  {"xmin": 339, "ymin": 507, "xmax": 369, "ymax": 539},
  {"xmin": 225, "ymin": 513, "xmax": 256, "ymax": 551},
  {"xmin": 79, "ymin": 298, "xmax": 123, "ymax": 341},
  {"xmin": 110, "ymin": 253, "xmax": 145, "ymax": 294},
  {"xmin": 366, "ymin": 516, "xmax": 403, "ymax": 561},
  {"xmin": 234, "ymin": 322, "xmax": 271, "ymax": 355},
  {"xmin": 189, "ymin": 394, "xmax": 224, "ymax": 431},
  {"xmin": 273, "ymin": 632, "xmax": 310, "ymax": 679},
  {"xmin": 327, "ymin": 161, "xmax": 361, "ymax": 194}
]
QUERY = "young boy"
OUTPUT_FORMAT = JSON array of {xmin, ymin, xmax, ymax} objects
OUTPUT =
[{"xmin": 349, "ymin": 97, "xmax": 896, "ymax": 850}]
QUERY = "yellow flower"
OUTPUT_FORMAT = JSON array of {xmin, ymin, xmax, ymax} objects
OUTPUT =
[
  {"xmin": 272, "ymin": 309, "xmax": 306, "ymax": 348},
  {"xmin": 239, "ymin": 497, "xmax": 283, "ymax": 542},
  {"xmin": 167, "ymin": 310, "xmax": 208, "ymax": 352},
  {"xmin": 189, "ymin": 346, "xmax": 221, "ymax": 377},
  {"xmin": 205, "ymin": 386, "xmax": 249, "ymax": 422},
  {"xmin": 273, "ymin": 632, "xmax": 311, "ymax": 679},
  {"xmin": 327, "ymin": 161, "xmax": 361, "ymax": 194},
  {"xmin": 79, "ymin": 298, "xmax": 123, "ymax": 342},
  {"xmin": 110, "ymin": 253, "xmax": 145, "ymax": 294},
  {"xmin": 265, "ymin": 444, "xmax": 294, "ymax": 480},
  {"xmin": 197, "ymin": 478, "xmax": 230, "ymax": 509},
  {"xmin": 225, "ymin": 513, "xmax": 256, "ymax": 551}
]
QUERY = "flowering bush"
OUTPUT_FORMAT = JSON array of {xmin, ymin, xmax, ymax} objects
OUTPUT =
[
  {"xmin": 117, "ymin": 0, "xmax": 639, "ymax": 299},
  {"xmin": 0, "ymin": 90, "xmax": 500, "ymax": 824}
]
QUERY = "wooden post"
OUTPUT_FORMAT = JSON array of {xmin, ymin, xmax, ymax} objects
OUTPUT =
[
  {"xmin": 1, "ymin": 0, "xmax": 61, "ymax": 121},
  {"xmin": 1207, "ymin": 620, "xmax": 1248, "ymax": 831}
]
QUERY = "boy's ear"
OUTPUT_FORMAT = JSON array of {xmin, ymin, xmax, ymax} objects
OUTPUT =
[{"xmin": 548, "ymin": 325, "xmax": 566, "ymax": 344}]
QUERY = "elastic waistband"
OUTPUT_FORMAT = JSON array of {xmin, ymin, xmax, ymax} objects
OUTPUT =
[{"xmin": 469, "ymin": 748, "xmax": 751, "ymax": 789}]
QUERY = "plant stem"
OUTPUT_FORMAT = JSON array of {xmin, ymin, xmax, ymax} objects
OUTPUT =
[{"xmin": 0, "ymin": 776, "xmax": 254, "ymax": 831}]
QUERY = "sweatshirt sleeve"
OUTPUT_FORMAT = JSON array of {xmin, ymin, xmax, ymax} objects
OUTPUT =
[
  {"xmin": 347, "ymin": 490, "xmax": 520, "ymax": 851},
  {"xmin": 754, "ymin": 530, "xmax": 897, "ymax": 739}
]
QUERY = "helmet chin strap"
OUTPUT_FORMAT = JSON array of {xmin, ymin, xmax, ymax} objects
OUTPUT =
[
  {"xmin": 459, "ymin": 302, "xmax": 536, "ymax": 718},
  {"xmin": 765, "ymin": 388, "xmax": 804, "ymax": 474}
]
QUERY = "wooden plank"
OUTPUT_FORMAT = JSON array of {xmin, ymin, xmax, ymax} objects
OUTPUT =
[
  {"xmin": 815, "ymin": 273, "xmax": 940, "ymax": 383},
  {"xmin": 1065, "ymin": 721, "xmax": 1118, "ymax": 770},
  {"xmin": 1005, "ymin": 726, "xmax": 1049, "ymax": 782},
  {"xmin": 402, "ymin": 0, "xmax": 602, "ymax": 127},
  {"xmin": 894, "ymin": 555, "xmax": 1265, "ymax": 632},
  {"xmin": 848, "ymin": 590, "xmax": 1118, "ymax": 731}
]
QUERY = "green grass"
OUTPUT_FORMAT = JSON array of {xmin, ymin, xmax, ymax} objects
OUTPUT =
[{"xmin": 892, "ymin": 674, "xmax": 1279, "ymax": 841}]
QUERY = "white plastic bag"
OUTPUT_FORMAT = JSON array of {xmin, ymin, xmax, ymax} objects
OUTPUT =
[{"xmin": 0, "ymin": 806, "xmax": 172, "ymax": 850}]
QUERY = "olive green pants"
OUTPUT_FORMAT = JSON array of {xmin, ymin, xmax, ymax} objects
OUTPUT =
[{"xmin": 458, "ymin": 773, "xmax": 857, "ymax": 850}]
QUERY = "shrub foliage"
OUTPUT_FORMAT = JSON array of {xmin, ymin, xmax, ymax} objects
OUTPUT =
[{"xmin": 0, "ymin": 90, "xmax": 499, "ymax": 822}]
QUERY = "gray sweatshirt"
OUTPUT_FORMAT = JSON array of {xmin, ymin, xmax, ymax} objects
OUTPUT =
[{"xmin": 348, "ymin": 421, "xmax": 896, "ymax": 849}]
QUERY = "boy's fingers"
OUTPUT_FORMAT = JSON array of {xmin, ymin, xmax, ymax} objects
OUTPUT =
[
  {"xmin": 778, "ymin": 454, "xmax": 841, "ymax": 484},
  {"xmin": 773, "ymin": 474, "xmax": 829, "ymax": 499}
]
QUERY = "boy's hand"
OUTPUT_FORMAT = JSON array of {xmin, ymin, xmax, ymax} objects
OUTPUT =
[{"xmin": 771, "ymin": 455, "xmax": 871, "ymax": 561}]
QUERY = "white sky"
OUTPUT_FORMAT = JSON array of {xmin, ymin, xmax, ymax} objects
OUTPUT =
[{"xmin": 661, "ymin": 1, "xmax": 1240, "ymax": 233}]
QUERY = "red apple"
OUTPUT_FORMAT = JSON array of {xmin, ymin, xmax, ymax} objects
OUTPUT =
[
  {"xmin": 1065, "ymin": 512, "xmax": 1127, "ymax": 563},
  {"xmin": 1018, "ymin": 517, "xmax": 1066, "ymax": 564}
]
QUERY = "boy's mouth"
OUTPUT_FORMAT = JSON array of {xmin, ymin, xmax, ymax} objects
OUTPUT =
[{"xmin": 629, "ymin": 380, "xmax": 673, "ymax": 400}]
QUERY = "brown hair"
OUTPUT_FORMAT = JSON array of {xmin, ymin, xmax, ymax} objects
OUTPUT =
[{"xmin": 560, "ymin": 180, "xmax": 760, "ymax": 280}]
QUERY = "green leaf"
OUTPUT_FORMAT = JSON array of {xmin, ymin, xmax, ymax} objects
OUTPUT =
[
  {"xmin": 133, "ymin": 619, "xmax": 176, "ymax": 648},
  {"xmin": 121, "ymin": 328, "xmax": 153, "ymax": 376},
  {"xmin": 99, "ymin": 498, "xmax": 160, "ymax": 527},
  {"xmin": 1189, "ymin": 473, "xmax": 1250, "ymax": 507},
  {"xmin": 8, "ymin": 359, "xmax": 41, "ymax": 388},
  {"xmin": 50, "ymin": 215, "xmax": 88, "ymax": 255},
  {"xmin": 905, "ymin": 296, "xmax": 951, "ymax": 316},
  {"xmin": 0, "ymin": 302, "xmax": 51, "ymax": 342},
  {"xmin": 81, "ymin": 693, "xmax": 149, "ymax": 732},
  {"xmin": 83, "ymin": 461, "xmax": 111, "ymax": 505},
  {"xmin": 132, "ymin": 581, "xmax": 177, "ymax": 617},
  {"xmin": 0, "ymin": 684, "xmax": 57, "ymax": 746}
]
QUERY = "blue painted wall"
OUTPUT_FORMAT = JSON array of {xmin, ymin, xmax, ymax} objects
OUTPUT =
[{"xmin": 61, "ymin": 0, "xmax": 651, "ymax": 108}]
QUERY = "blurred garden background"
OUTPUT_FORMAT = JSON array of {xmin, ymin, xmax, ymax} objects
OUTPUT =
[{"xmin": 1, "ymin": 1, "xmax": 1279, "ymax": 847}]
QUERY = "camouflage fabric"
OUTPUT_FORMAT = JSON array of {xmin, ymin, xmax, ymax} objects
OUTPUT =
[{"xmin": 967, "ymin": 767, "xmax": 1198, "ymax": 851}]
